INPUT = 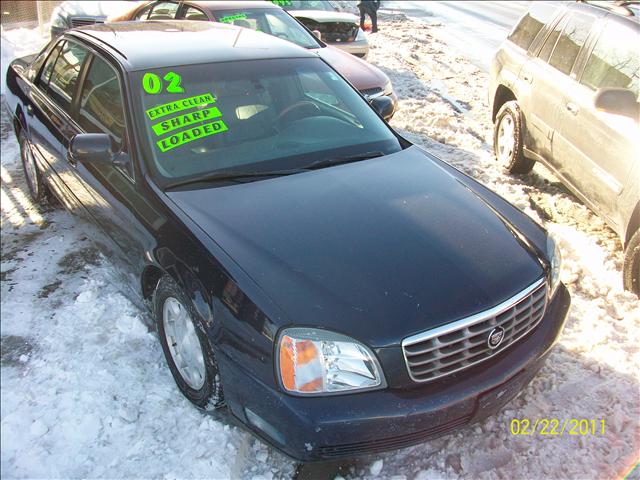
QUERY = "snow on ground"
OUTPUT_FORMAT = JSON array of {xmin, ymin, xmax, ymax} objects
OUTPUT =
[
  {"xmin": 0, "ymin": 27, "xmax": 49, "ymax": 95},
  {"xmin": 1, "ymin": 10, "xmax": 639, "ymax": 480}
]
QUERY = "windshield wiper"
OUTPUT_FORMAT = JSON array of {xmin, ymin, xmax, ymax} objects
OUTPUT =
[
  {"xmin": 164, "ymin": 168, "xmax": 309, "ymax": 190},
  {"xmin": 164, "ymin": 152, "xmax": 386, "ymax": 190},
  {"xmin": 305, "ymin": 151, "xmax": 385, "ymax": 170}
]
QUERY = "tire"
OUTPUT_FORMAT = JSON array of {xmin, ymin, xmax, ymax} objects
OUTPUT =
[
  {"xmin": 19, "ymin": 131, "xmax": 49, "ymax": 204},
  {"xmin": 153, "ymin": 275, "xmax": 224, "ymax": 410},
  {"xmin": 494, "ymin": 100, "xmax": 535, "ymax": 174},
  {"xmin": 623, "ymin": 230, "xmax": 640, "ymax": 296}
]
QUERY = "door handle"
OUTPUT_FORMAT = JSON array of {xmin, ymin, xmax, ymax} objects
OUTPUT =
[
  {"xmin": 26, "ymin": 104, "xmax": 34, "ymax": 116},
  {"xmin": 566, "ymin": 102, "xmax": 579, "ymax": 115}
]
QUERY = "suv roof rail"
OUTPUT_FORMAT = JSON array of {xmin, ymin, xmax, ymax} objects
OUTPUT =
[{"xmin": 577, "ymin": 0, "xmax": 638, "ymax": 16}]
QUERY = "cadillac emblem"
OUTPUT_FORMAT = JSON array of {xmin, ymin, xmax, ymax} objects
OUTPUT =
[{"xmin": 487, "ymin": 326, "xmax": 505, "ymax": 349}]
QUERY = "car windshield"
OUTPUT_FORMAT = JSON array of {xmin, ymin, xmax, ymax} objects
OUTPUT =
[
  {"xmin": 277, "ymin": 1, "xmax": 337, "ymax": 12},
  {"xmin": 212, "ymin": 8, "xmax": 320, "ymax": 49},
  {"xmin": 133, "ymin": 58, "xmax": 402, "ymax": 187}
]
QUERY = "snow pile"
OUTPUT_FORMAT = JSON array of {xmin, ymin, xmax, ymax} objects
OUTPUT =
[
  {"xmin": 1, "ymin": 26, "xmax": 49, "ymax": 95},
  {"xmin": 2, "ymin": 12, "xmax": 639, "ymax": 480}
]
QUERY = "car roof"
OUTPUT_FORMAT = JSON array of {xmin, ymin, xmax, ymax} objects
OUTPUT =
[
  {"xmin": 184, "ymin": 1, "xmax": 281, "ymax": 11},
  {"xmin": 69, "ymin": 20, "xmax": 315, "ymax": 71}
]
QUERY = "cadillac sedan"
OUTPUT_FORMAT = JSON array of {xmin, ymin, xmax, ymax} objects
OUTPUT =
[{"xmin": 5, "ymin": 21, "xmax": 570, "ymax": 462}]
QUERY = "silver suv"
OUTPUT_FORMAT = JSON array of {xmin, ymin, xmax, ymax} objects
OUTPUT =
[{"xmin": 489, "ymin": 1, "xmax": 640, "ymax": 294}]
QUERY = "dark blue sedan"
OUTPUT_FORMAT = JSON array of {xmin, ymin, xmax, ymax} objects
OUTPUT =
[{"xmin": 5, "ymin": 20, "xmax": 570, "ymax": 461}]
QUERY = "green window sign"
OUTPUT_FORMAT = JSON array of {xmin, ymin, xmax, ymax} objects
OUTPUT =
[{"xmin": 157, "ymin": 120, "xmax": 229, "ymax": 152}]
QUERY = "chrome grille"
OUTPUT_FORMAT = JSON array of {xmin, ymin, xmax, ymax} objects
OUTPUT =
[
  {"xmin": 402, "ymin": 278, "xmax": 547, "ymax": 383},
  {"xmin": 360, "ymin": 87, "xmax": 383, "ymax": 99},
  {"xmin": 70, "ymin": 17, "xmax": 103, "ymax": 28}
]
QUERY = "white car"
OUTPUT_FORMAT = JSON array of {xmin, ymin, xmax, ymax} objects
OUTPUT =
[{"xmin": 281, "ymin": 0, "xmax": 369, "ymax": 58}]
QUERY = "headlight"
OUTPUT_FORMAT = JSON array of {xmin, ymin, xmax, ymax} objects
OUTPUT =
[
  {"xmin": 277, "ymin": 327, "xmax": 385, "ymax": 395},
  {"xmin": 382, "ymin": 80, "xmax": 393, "ymax": 96},
  {"xmin": 355, "ymin": 27, "xmax": 366, "ymax": 41},
  {"xmin": 547, "ymin": 234, "xmax": 562, "ymax": 297}
]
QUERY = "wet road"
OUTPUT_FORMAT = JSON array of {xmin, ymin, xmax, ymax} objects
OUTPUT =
[{"xmin": 383, "ymin": 1, "xmax": 532, "ymax": 70}]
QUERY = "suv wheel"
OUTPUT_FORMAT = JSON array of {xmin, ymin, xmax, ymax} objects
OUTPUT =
[
  {"xmin": 623, "ymin": 230, "xmax": 640, "ymax": 296},
  {"xmin": 153, "ymin": 275, "xmax": 225, "ymax": 410},
  {"xmin": 494, "ymin": 101, "xmax": 535, "ymax": 174}
]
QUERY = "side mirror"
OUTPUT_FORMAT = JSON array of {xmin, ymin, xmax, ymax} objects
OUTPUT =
[
  {"xmin": 69, "ymin": 133, "xmax": 113, "ymax": 165},
  {"xmin": 370, "ymin": 95, "xmax": 394, "ymax": 120},
  {"xmin": 594, "ymin": 87, "xmax": 639, "ymax": 120},
  {"xmin": 312, "ymin": 29, "xmax": 322, "ymax": 41}
]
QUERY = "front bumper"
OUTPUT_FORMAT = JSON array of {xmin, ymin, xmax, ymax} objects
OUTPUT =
[
  {"xmin": 330, "ymin": 39, "xmax": 369, "ymax": 58},
  {"xmin": 220, "ymin": 284, "xmax": 570, "ymax": 462}
]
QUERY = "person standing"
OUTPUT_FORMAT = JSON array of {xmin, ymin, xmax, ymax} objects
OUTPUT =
[{"xmin": 358, "ymin": 0, "xmax": 380, "ymax": 33}]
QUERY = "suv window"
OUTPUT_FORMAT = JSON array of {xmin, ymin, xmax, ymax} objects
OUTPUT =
[
  {"xmin": 48, "ymin": 41, "xmax": 89, "ymax": 112},
  {"xmin": 37, "ymin": 41, "xmax": 64, "ymax": 91},
  {"xmin": 580, "ymin": 21, "xmax": 640, "ymax": 97},
  {"xmin": 508, "ymin": 3, "xmax": 559, "ymax": 50},
  {"xmin": 148, "ymin": 2, "xmax": 179, "ymax": 20},
  {"xmin": 79, "ymin": 56, "xmax": 126, "ymax": 151},
  {"xmin": 548, "ymin": 13, "xmax": 595, "ymax": 75}
]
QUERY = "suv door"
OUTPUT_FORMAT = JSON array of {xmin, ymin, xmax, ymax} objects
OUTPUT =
[
  {"xmin": 523, "ymin": 9, "xmax": 598, "ymax": 171},
  {"xmin": 567, "ymin": 18, "xmax": 639, "ymax": 230}
]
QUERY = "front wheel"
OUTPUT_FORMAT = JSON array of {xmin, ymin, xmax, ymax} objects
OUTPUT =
[
  {"xmin": 153, "ymin": 275, "xmax": 225, "ymax": 410},
  {"xmin": 494, "ymin": 101, "xmax": 535, "ymax": 174},
  {"xmin": 623, "ymin": 230, "xmax": 640, "ymax": 296}
]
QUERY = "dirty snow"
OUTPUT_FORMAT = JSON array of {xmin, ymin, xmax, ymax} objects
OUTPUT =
[{"xmin": 1, "ymin": 7, "xmax": 639, "ymax": 480}]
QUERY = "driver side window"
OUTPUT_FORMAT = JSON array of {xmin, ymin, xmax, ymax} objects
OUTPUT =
[{"xmin": 78, "ymin": 55, "xmax": 126, "ymax": 152}]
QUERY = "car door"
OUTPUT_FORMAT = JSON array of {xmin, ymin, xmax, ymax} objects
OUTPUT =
[
  {"xmin": 523, "ymin": 10, "xmax": 598, "ymax": 175},
  {"xmin": 28, "ymin": 39, "xmax": 89, "ymax": 212},
  {"xmin": 62, "ymin": 50, "xmax": 166, "ymax": 284},
  {"xmin": 564, "ymin": 18, "xmax": 639, "ymax": 229}
]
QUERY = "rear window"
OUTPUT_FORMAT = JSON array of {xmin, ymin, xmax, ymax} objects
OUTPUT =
[
  {"xmin": 47, "ymin": 41, "xmax": 89, "ymax": 113},
  {"xmin": 508, "ymin": 3, "xmax": 559, "ymax": 50}
]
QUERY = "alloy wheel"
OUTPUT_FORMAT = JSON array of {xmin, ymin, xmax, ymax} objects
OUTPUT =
[
  {"xmin": 496, "ymin": 114, "xmax": 515, "ymax": 164},
  {"xmin": 162, "ymin": 297, "xmax": 206, "ymax": 390}
]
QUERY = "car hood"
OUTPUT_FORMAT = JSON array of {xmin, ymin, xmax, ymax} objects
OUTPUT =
[
  {"xmin": 316, "ymin": 46, "xmax": 387, "ymax": 91},
  {"xmin": 167, "ymin": 146, "xmax": 545, "ymax": 348},
  {"xmin": 289, "ymin": 10, "xmax": 359, "ymax": 24}
]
